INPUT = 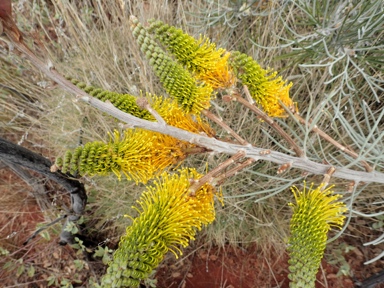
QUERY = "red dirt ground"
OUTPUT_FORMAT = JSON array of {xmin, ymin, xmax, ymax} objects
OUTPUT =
[
  {"xmin": 0, "ymin": 166, "xmax": 92, "ymax": 287},
  {"xmin": 155, "ymin": 244, "xmax": 356, "ymax": 288},
  {"xmin": 155, "ymin": 232, "xmax": 384, "ymax": 288}
]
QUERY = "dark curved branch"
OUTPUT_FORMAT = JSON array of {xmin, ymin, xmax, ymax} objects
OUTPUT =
[{"xmin": 0, "ymin": 137, "xmax": 87, "ymax": 245}]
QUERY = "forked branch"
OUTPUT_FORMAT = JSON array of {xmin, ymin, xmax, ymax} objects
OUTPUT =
[
  {"xmin": 189, "ymin": 151, "xmax": 246, "ymax": 195},
  {"xmin": 202, "ymin": 109, "xmax": 249, "ymax": 145},
  {"xmin": 77, "ymin": 95, "xmax": 384, "ymax": 184},
  {"xmin": 2, "ymin": 16, "xmax": 383, "ymax": 185},
  {"xmin": 234, "ymin": 86, "xmax": 305, "ymax": 158},
  {"xmin": 292, "ymin": 112, "xmax": 373, "ymax": 172}
]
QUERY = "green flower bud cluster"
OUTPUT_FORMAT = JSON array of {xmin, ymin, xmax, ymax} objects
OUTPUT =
[
  {"xmin": 70, "ymin": 79, "xmax": 153, "ymax": 120},
  {"xmin": 229, "ymin": 51, "xmax": 294, "ymax": 117},
  {"xmin": 56, "ymin": 140, "xmax": 111, "ymax": 176},
  {"xmin": 69, "ymin": 78, "xmax": 214, "ymax": 136},
  {"xmin": 148, "ymin": 20, "xmax": 207, "ymax": 73},
  {"xmin": 100, "ymin": 219, "xmax": 167, "ymax": 288},
  {"xmin": 129, "ymin": 16, "xmax": 213, "ymax": 114},
  {"xmin": 148, "ymin": 20, "xmax": 235, "ymax": 89},
  {"xmin": 54, "ymin": 130, "xmax": 185, "ymax": 184}
]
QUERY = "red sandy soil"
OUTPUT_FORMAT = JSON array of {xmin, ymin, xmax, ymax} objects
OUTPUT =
[
  {"xmin": 156, "ymin": 240, "xmax": 384, "ymax": 288},
  {"xmin": 0, "ymin": 166, "xmax": 92, "ymax": 287},
  {"xmin": 155, "ymin": 245, "xmax": 351, "ymax": 288}
]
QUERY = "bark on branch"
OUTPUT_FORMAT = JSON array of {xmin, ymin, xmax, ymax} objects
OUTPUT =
[
  {"xmin": 0, "ymin": 137, "xmax": 87, "ymax": 245},
  {"xmin": 81, "ymin": 95, "xmax": 384, "ymax": 184}
]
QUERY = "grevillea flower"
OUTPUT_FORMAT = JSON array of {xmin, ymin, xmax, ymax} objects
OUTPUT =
[
  {"xmin": 288, "ymin": 183, "xmax": 347, "ymax": 288},
  {"xmin": 149, "ymin": 94, "xmax": 215, "ymax": 136},
  {"xmin": 69, "ymin": 79, "xmax": 215, "ymax": 136},
  {"xmin": 130, "ymin": 16, "xmax": 213, "ymax": 114},
  {"xmin": 54, "ymin": 129, "xmax": 187, "ymax": 184},
  {"xmin": 101, "ymin": 168, "xmax": 216, "ymax": 287},
  {"xmin": 230, "ymin": 51, "xmax": 294, "ymax": 117},
  {"xmin": 148, "ymin": 20, "xmax": 236, "ymax": 89}
]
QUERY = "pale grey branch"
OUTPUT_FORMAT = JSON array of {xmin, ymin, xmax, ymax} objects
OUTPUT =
[{"xmin": 79, "ymin": 95, "xmax": 384, "ymax": 185}]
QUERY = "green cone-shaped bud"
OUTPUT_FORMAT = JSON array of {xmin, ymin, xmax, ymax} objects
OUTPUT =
[
  {"xmin": 148, "ymin": 20, "xmax": 235, "ymax": 89},
  {"xmin": 69, "ymin": 79, "xmax": 153, "ymax": 120},
  {"xmin": 288, "ymin": 183, "xmax": 347, "ymax": 288}
]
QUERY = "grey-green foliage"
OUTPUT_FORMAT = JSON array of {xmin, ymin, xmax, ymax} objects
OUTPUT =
[
  {"xmin": 276, "ymin": 0, "xmax": 384, "ymax": 100},
  {"xmin": 192, "ymin": 0, "xmax": 285, "ymax": 29},
  {"xmin": 272, "ymin": 0, "xmax": 384, "ymax": 172}
]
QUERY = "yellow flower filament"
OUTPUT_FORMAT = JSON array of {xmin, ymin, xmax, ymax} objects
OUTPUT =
[{"xmin": 102, "ymin": 169, "xmax": 216, "ymax": 286}]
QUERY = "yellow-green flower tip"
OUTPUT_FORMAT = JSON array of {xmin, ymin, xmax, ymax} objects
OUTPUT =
[
  {"xmin": 288, "ymin": 183, "xmax": 347, "ymax": 288},
  {"xmin": 101, "ymin": 168, "xmax": 216, "ymax": 287},
  {"xmin": 148, "ymin": 20, "xmax": 236, "ymax": 89},
  {"xmin": 149, "ymin": 94, "xmax": 215, "ymax": 136},
  {"xmin": 130, "ymin": 18, "xmax": 214, "ymax": 115},
  {"xmin": 230, "ymin": 51, "xmax": 295, "ymax": 117}
]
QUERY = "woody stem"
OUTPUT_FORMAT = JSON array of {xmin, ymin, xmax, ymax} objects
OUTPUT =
[
  {"xmin": 293, "ymin": 113, "xmax": 373, "ymax": 172},
  {"xmin": 234, "ymin": 86, "xmax": 305, "ymax": 158},
  {"xmin": 189, "ymin": 150, "xmax": 246, "ymax": 195},
  {"xmin": 202, "ymin": 109, "xmax": 249, "ymax": 145}
]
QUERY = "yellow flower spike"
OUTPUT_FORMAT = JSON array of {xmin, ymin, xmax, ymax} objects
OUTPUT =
[
  {"xmin": 148, "ymin": 20, "xmax": 236, "ymax": 89},
  {"xmin": 55, "ymin": 129, "xmax": 190, "ymax": 184},
  {"xmin": 230, "ymin": 51, "xmax": 295, "ymax": 117},
  {"xmin": 149, "ymin": 94, "xmax": 215, "ymax": 136},
  {"xmin": 101, "ymin": 168, "xmax": 216, "ymax": 287},
  {"xmin": 288, "ymin": 183, "xmax": 347, "ymax": 288}
]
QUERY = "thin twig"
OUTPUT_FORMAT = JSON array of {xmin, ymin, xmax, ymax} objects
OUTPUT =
[
  {"xmin": 202, "ymin": 109, "xmax": 249, "ymax": 145},
  {"xmin": 321, "ymin": 166, "xmax": 336, "ymax": 190},
  {"xmin": 1, "ymin": 24, "xmax": 94, "ymax": 100},
  {"xmin": 136, "ymin": 97, "xmax": 166, "ymax": 126},
  {"xmin": 23, "ymin": 214, "xmax": 67, "ymax": 245},
  {"xmin": 189, "ymin": 151, "xmax": 246, "ymax": 195},
  {"xmin": 292, "ymin": 112, "xmax": 373, "ymax": 172},
  {"xmin": 235, "ymin": 86, "xmax": 305, "ymax": 158},
  {"xmin": 215, "ymin": 158, "xmax": 256, "ymax": 186}
]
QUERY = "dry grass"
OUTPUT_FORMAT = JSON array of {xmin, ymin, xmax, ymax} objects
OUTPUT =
[{"xmin": 1, "ymin": 0, "xmax": 384, "ymax": 286}]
